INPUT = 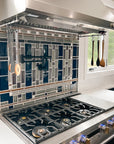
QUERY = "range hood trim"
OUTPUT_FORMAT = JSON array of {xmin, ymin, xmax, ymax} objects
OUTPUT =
[{"xmin": 0, "ymin": 0, "xmax": 114, "ymax": 32}]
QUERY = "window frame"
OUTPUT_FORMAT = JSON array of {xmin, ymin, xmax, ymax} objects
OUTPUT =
[
  {"xmin": 88, "ymin": 31, "xmax": 114, "ymax": 71},
  {"xmin": 79, "ymin": 31, "xmax": 114, "ymax": 81}
]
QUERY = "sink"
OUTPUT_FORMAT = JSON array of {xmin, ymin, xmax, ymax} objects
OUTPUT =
[{"xmin": 108, "ymin": 87, "xmax": 114, "ymax": 91}]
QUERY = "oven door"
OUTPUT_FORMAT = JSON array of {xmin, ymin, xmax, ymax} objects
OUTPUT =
[{"xmin": 101, "ymin": 135, "xmax": 114, "ymax": 144}]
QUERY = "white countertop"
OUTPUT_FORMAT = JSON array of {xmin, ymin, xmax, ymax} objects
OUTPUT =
[
  {"xmin": 0, "ymin": 88, "xmax": 114, "ymax": 144},
  {"xmin": 72, "ymin": 89, "xmax": 114, "ymax": 110},
  {"xmin": 0, "ymin": 119, "xmax": 25, "ymax": 144}
]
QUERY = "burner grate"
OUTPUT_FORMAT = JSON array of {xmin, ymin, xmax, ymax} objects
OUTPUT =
[{"xmin": 3, "ymin": 97, "xmax": 104, "ymax": 143}]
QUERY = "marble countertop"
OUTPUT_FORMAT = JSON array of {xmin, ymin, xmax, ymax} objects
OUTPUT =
[
  {"xmin": 72, "ymin": 89, "xmax": 114, "ymax": 110},
  {"xmin": 0, "ymin": 119, "xmax": 25, "ymax": 144}
]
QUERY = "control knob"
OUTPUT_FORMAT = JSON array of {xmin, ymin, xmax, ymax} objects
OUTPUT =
[
  {"xmin": 112, "ymin": 117, "xmax": 114, "ymax": 122},
  {"xmin": 99, "ymin": 124, "xmax": 109, "ymax": 134},
  {"xmin": 107, "ymin": 120, "xmax": 114, "ymax": 128},
  {"xmin": 78, "ymin": 134, "xmax": 90, "ymax": 144}
]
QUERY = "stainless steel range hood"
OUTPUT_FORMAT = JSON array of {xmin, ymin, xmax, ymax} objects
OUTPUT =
[{"xmin": 0, "ymin": 0, "xmax": 114, "ymax": 33}]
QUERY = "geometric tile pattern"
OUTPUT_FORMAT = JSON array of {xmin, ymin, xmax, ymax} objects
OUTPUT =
[{"xmin": 0, "ymin": 28, "xmax": 79, "ymax": 110}]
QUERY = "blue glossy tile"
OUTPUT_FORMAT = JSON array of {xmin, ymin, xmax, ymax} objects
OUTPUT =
[
  {"xmin": 73, "ymin": 46, "xmax": 78, "ymax": 56},
  {"xmin": 0, "ymin": 93, "xmax": 9, "ymax": 102},
  {"xmin": 0, "ymin": 61, "xmax": 8, "ymax": 75},
  {"xmin": 33, "ymin": 92, "xmax": 35, "ymax": 95},
  {"xmin": 0, "ymin": 76, "xmax": 8, "ymax": 90},
  {"xmin": 0, "ymin": 94, "xmax": 13, "ymax": 103},
  {"xmin": 18, "ymin": 95, "xmax": 21, "ymax": 98},
  {"xmin": 25, "ymin": 44, "xmax": 31, "ymax": 56},
  {"xmin": 72, "ymin": 59, "xmax": 78, "ymax": 69},
  {"xmin": 43, "ymin": 72, "xmax": 48, "ymax": 83},
  {"xmin": 72, "ymin": 70, "xmax": 78, "ymax": 79},
  {"xmin": 58, "ymin": 86, "xmax": 62, "ymax": 92},
  {"xmin": 43, "ymin": 45, "xmax": 48, "ymax": 56},
  {"xmin": 9, "ymin": 96, "xmax": 13, "ymax": 103},
  {"xmin": 26, "ymin": 62, "xmax": 32, "ymax": 73},
  {"xmin": 43, "ymin": 59, "xmax": 48, "ymax": 71},
  {"xmin": 9, "ymin": 106, "xmax": 13, "ymax": 109},
  {"xmin": 26, "ymin": 74, "xmax": 31, "ymax": 86},
  {"xmin": 26, "ymin": 92, "xmax": 32, "ymax": 99},
  {"xmin": 0, "ymin": 42, "xmax": 7, "ymax": 56},
  {"xmin": 58, "ymin": 71, "xmax": 62, "ymax": 81},
  {"xmin": 72, "ymin": 81, "xmax": 76, "ymax": 84},
  {"xmin": 59, "ymin": 46, "xmax": 63, "ymax": 56},
  {"xmin": 58, "ymin": 60, "xmax": 63, "ymax": 70}
]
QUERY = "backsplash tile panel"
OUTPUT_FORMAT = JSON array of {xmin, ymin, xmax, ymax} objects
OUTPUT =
[{"xmin": 0, "ymin": 28, "xmax": 79, "ymax": 110}]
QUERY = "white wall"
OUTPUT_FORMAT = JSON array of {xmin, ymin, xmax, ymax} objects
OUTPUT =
[{"xmin": 78, "ymin": 34, "xmax": 114, "ymax": 93}]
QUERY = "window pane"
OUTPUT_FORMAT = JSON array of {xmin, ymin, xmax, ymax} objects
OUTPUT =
[{"xmin": 108, "ymin": 31, "xmax": 114, "ymax": 66}]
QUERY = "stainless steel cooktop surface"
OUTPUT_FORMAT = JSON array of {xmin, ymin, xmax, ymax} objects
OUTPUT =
[{"xmin": 3, "ymin": 97, "xmax": 104, "ymax": 144}]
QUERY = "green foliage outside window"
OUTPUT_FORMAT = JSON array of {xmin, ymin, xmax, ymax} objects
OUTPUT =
[
  {"xmin": 88, "ymin": 31, "xmax": 114, "ymax": 68},
  {"xmin": 108, "ymin": 31, "xmax": 114, "ymax": 66}
]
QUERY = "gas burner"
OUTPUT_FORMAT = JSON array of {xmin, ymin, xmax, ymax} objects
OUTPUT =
[
  {"xmin": 44, "ymin": 109, "xmax": 51, "ymax": 115},
  {"xmin": 78, "ymin": 103, "xmax": 86, "ymax": 109},
  {"xmin": 56, "ymin": 97, "xmax": 78, "ymax": 107},
  {"xmin": 21, "ymin": 116, "xmax": 27, "ymax": 120},
  {"xmin": 46, "ymin": 109, "xmax": 50, "ymax": 113},
  {"xmin": 79, "ymin": 109, "xmax": 91, "ymax": 115},
  {"xmin": 18, "ymin": 116, "xmax": 29, "ymax": 125},
  {"xmin": 32, "ymin": 126, "xmax": 48, "ymax": 138},
  {"xmin": 64, "ymin": 103, "xmax": 69, "ymax": 107},
  {"xmin": 61, "ymin": 118, "xmax": 71, "ymax": 126},
  {"xmin": 62, "ymin": 98, "xmax": 71, "ymax": 105},
  {"xmin": 34, "ymin": 102, "xmax": 61, "ymax": 115},
  {"xmin": 4, "ymin": 97, "xmax": 104, "ymax": 143}
]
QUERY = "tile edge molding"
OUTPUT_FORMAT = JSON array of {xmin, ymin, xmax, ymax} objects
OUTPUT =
[
  {"xmin": 0, "ymin": 89, "xmax": 77, "ymax": 109},
  {"xmin": 0, "ymin": 78, "xmax": 78, "ymax": 95}
]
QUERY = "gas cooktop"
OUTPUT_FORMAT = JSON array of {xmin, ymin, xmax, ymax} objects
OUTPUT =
[{"xmin": 3, "ymin": 97, "xmax": 104, "ymax": 144}]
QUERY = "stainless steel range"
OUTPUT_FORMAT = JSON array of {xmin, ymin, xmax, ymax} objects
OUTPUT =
[
  {"xmin": 0, "ymin": 1, "xmax": 114, "ymax": 144},
  {"xmin": 3, "ymin": 96, "xmax": 105, "ymax": 144}
]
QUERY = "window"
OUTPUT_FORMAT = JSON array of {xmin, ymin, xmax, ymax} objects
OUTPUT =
[{"xmin": 108, "ymin": 30, "xmax": 114, "ymax": 66}]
